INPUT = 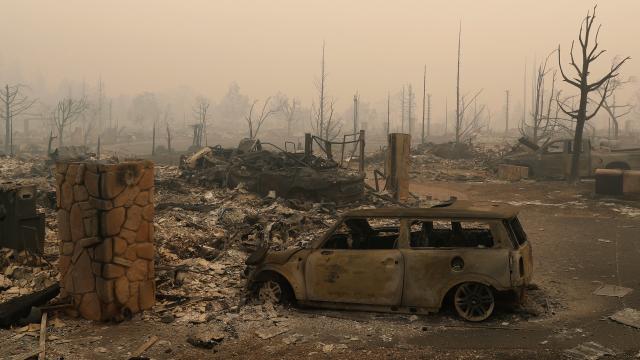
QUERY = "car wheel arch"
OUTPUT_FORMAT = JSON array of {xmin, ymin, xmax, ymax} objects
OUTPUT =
[
  {"xmin": 438, "ymin": 277, "xmax": 500, "ymax": 309},
  {"xmin": 253, "ymin": 268, "xmax": 301, "ymax": 300}
]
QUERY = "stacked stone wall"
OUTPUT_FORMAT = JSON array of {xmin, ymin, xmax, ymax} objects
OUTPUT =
[{"xmin": 56, "ymin": 160, "xmax": 155, "ymax": 320}]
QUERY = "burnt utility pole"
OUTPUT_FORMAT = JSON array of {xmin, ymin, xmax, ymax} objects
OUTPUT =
[
  {"xmin": 319, "ymin": 42, "xmax": 326, "ymax": 138},
  {"xmin": 444, "ymin": 97, "xmax": 448, "ymax": 135},
  {"xmin": 522, "ymin": 60, "xmax": 527, "ymax": 129},
  {"xmin": 407, "ymin": 84, "xmax": 414, "ymax": 136},
  {"xmin": 505, "ymin": 90, "xmax": 510, "ymax": 133},
  {"xmin": 108, "ymin": 100, "xmax": 113, "ymax": 129},
  {"xmin": 401, "ymin": 86, "xmax": 405, "ymax": 133},
  {"xmin": 455, "ymin": 21, "xmax": 462, "ymax": 144},
  {"xmin": 352, "ymin": 93, "xmax": 359, "ymax": 134},
  {"xmin": 386, "ymin": 92, "xmax": 390, "ymax": 136},
  {"xmin": 151, "ymin": 122, "xmax": 156, "ymax": 156},
  {"xmin": 427, "ymin": 94, "xmax": 432, "ymax": 138},
  {"xmin": 422, "ymin": 65, "xmax": 427, "ymax": 144}
]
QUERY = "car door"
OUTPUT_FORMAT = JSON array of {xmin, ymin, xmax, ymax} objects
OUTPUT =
[
  {"xmin": 535, "ymin": 140, "xmax": 566, "ymax": 179},
  {"xmin": 564, "ymin": 140, "xmax": 591, "ymax": 177},
  {"xmin": 304, "ymin": 217, "xmax": 405, "ymax": 306},
  {"xmin": 401, "ymin": 219, "xmax": 511, "ymax": 309}
]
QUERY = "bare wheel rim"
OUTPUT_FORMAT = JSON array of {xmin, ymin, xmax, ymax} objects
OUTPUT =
[
  {"xmin": 258, "ymin": 280, "xmax": 283, "ymax": 303},
  {"xmin": 454, "ymin": 282, "xmax": 494, "ymax": 321}
]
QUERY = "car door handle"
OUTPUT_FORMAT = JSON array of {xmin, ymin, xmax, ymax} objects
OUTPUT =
[
  {"xmin": 321, "ymin": 250, "xmax": 333, "ymax": 255},
  {"xmin": 382, "ymin": 258, "xmax": 398, "ymax": 265}
]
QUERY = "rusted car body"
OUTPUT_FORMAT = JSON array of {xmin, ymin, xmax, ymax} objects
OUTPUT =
[
  {"xmin": 502, "ymin": 138, "xmax": 640, "ymax": 179},
  {"xmin": 247, "ymin": 201, "xmax": 533, "ymax": 321}
]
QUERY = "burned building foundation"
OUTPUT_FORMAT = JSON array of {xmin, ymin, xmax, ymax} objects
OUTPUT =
[
  {"xmin": 56, "ymin": 160, "xmax": 155, "ymax": 321},
  {"xmin": 180, "ymin": 138, "xmax": 366, "ymax": 204}
]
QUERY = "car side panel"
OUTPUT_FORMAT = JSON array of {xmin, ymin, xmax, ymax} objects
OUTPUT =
[
  {"xmin": 400, "ymin": 248, "xmax": 511, "ymax": 309},
  {"xmin": 304, "ymin": 249, "xmax": 404, "ymax": 306}
]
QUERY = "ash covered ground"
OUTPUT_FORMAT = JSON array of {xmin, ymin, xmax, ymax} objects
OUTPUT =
[{"xmin": 0, "ymin": 145, "xmax": 639, "ymax": 359}]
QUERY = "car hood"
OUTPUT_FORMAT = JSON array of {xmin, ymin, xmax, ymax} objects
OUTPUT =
[{"xmin": 264, "ymin": 247, "xmax": 304, "ymax": 265}]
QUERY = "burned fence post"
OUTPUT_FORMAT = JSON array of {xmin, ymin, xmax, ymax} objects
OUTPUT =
[
  {"xmin": 56, "ymin": 160, "xmax": 155, "ymax": 321},
  {"xmin": 304, "ymin": 133, "xmax": 312, "ymax": 158},
  {"xmin": 325, "ymin": 140, "xmax": 333, "ymax": 160},
  {"xmin": 384, "ymin": 133, "xmax": 410, "ymax": 201}
]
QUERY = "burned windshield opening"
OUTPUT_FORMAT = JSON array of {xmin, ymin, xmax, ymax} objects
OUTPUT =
[{"xmin": 323, "ymin": 217, "xmax": 400, "ymax": 250}]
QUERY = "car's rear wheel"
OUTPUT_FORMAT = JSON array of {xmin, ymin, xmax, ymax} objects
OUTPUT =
[
  {"xmin": 257, "ymin": 277, "xmax": 292, "ymax": 305},
  {"xmin": 453, "ymin": 282, "xmax": 495, "ymax": 322}
]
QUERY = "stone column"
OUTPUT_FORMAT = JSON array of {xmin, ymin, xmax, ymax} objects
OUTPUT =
[{"xmin": 56, "ymin": 160, "xmax": 155, "ymax": 321}]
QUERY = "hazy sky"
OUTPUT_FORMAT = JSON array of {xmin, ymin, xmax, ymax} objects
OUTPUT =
[{"xmin": 2, "ymin": 0, "xmax": 639, "ymax": 121}]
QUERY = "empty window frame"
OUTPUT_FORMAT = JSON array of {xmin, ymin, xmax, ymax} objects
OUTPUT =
[
  {"xmin": 322, "ymin": 217, "xmax": 401, "ymax": 250},
  {"xmin": 409, "ymin": 219, "xmax": 495, "ymax": 248}
]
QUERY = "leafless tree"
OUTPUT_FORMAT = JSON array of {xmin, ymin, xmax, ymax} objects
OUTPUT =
[
  {"xmin": 520, "ymin": 51, "xmax": 559, "ymax": 144},
  {"xmin": 51, "ymin": 97, "xmax": 88, "ymax": 147},
  {"xmin": 245, "ymin": 97, "xmax": 280, "ymax": 139},
  {"xmin": 454, "ymin": 22, "xmax": 484, "ymax": 143},
  {"xmin": 166, "ymin": 122, "xmax": 172, "ymax": 153},
  {"xmin": 83, "ymin": 118, "xmax": 96, "ymax": 147},
  {"xmin": 311, "ymin": 41, "xmax": 342, "ymax": 140},
  {"xmin": 557, "ymin": 5, "xmax": 630, "ymax": 182},
  {"xmin": 592, "ymin": 65, "xmax": 634, "ymax": 139},
  {"xmin": 456, "ymin": 89, "xmax": 485, "ymax": 142},
  {"xmin": 280, "ymin": 97, "xmax": 299, "ymax": 137},
  {"xmin": 0, "ymin": 84, "xmax": 37, "ymax": 154},
  {"xmin": 192, "ymin": 96, "xmax": 211, "ymax": 147}
]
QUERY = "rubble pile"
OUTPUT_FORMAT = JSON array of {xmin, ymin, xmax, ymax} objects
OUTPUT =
[
  {"xmin": 180, "ymin": 144, "xmax": 365, "ymax": 203},
  {"xmin": 152, "ymin": 171, "xmax": 345, "ymax": 323},
  {"xmin": 0, "ymin": 155, "xmax": 51, "ymax": 187},
  {"xmin": 0, "ymin": 249, "xmax": 57, "ymax": 303},
  {"xmin": 367, "ymin": 142, "xmax": 507, "ymax": 182}
]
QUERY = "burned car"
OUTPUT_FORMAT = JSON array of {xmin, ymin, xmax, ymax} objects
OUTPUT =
[
  {"xmin": 246, "ymin": 200, "xmax": 533, "ymax": 322},
  {"xmin": 502, "ymin": 137, "xmax": 640, "ymax": 179}
]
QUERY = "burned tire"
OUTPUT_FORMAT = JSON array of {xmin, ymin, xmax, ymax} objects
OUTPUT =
[
  {"xmin": 605, "ymin": 162, "xmax": 630, "ymax": 170},
  {"xmin": 453, "ymin": 282, "xmax": 495, "ymax": 322},
  {"xmin": 256, "ymin": 275, "xmax": 293, "ymax": 305}
]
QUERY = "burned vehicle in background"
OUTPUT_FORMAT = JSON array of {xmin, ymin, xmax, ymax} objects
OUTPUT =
[
  {"xmin": 502, "ymin": 137, "xmax": 640, "ymax": 179},
  {"xmin": 246, "ymin": 201, "xmax": 533, "ymax": 322},
  {"xmin": 180, "ymin": 139, "xmax": 365, "ymax": 204}
]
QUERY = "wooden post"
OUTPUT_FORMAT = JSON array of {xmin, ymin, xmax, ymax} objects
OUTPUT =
[
  {"xmin": 304, "ymin": 133, "xmax": 312, "ymax": 158},
  {"xmin": 384, "ymin": 133, "xmax": 411, "ymax": 201},
  {"xmin": 96, "ymin": 136, "xmax": 101, "ymax": 160},
  {"xmin": 359, "ymin": 130, "xmax": 365, "ymax": 174}
]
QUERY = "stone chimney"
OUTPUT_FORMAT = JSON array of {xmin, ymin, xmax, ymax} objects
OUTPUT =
[{"xmin": 56, "ymin": 160, "xmax": 155, "ymax": 321}]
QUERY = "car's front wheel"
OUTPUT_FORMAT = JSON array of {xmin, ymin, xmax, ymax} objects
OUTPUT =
[
  {"xmin": 257, "ymin": 277, "xmax": 292, "ymax": 305},
  {"xmin": 453, "ymin": 282, "xmax": 495, "ymax": 322}
]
